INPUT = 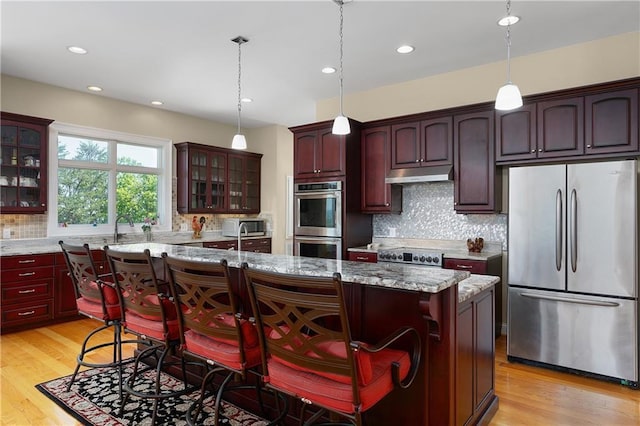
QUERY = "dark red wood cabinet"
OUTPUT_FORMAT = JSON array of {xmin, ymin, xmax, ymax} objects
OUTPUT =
[
  {"xmin": 1, "ymin": 253, "xmax": 55, "ymax": 333},
  {"xmin": 585, "ymin": 88, "xmax": 639, "ymax": 155},
  {"xmin": 203, "ymin": 237, "xmax": 271, "ymax": 253},
  {"xmin": 0, "ymin": 112, "xmax": 53, "ymax": 214},
  {"xmin": 293, "ymin": 127, "xmax": 345, "ymax": 179},
  {"xmin": 454, "ymin": 110, "xmax": 501, "ymax": 213},
  {"xmin": 537, "ymin": 97, "xmax": 585, "ymax": 158},
  {"xmin": 175, "ymin": 142, "xmax": 262, "ymax": 214},
  {"xmin": 361, "ymin": 126, "xmax": 401, "ymax": 214},
  {"xmin": 390, "ymin": 118, "xmax": 452, "ymax": 169},
  {"xmin": 495, "ymin": 104, "xmax": 537, "ymax": 162},
  {"xmin": 346, "ymin": 250, "xmax": 377, "ymax": 263}
]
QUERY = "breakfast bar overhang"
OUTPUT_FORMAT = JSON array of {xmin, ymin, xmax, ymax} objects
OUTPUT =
[{"xmin": 108, "ymin": 242, "xmax": 499, "ymax": 426}]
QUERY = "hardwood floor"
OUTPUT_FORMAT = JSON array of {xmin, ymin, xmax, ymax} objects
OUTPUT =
[{"xmin": 1, "ymin": 319, "xmax": 638, "ymax": 425}]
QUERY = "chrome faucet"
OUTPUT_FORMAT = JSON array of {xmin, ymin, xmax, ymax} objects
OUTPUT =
[
  {"xmin": 114, "ymin": 214, "xmax": 134, "ymax": 243},
  {"xmin": 237, "ymin": 222, "xmax": 248, "ymax": 251}
]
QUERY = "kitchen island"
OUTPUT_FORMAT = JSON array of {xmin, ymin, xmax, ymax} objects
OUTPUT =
[{"xmin": 110, "ymin": 242, "xmax": 499, "ymax": 426}]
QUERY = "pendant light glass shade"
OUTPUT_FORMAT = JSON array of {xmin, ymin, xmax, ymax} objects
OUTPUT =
[
  {"xmin": 231, "ymin": 36, "xmax": 248, "ymax": 149},
  {"xmin": 495, "ymin": 83, "xmax": 523, "ymax": 111},
  {"xmin": 495, "ymin": 0, "xmax": 522, "ymax": 111},
  {"xmin": 231, "ymin": 134, "xmax": 247, "ymax": 150},
  {"xmin": 332, "ymin": 115, "xmax": 350, "ymax": 135},
  {"xmin": 332, "ymin": 0, "xmax": 350, "ymax": 135}
]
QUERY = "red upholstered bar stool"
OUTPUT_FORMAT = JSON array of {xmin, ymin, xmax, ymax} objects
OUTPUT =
[
  {"xmin": 58, "ymin": 241, "xmax": 139, "ymax": 397},
  {"xmin": 163, "ymin": 254, "xmax": 272, "ymax": 426},
  {"xmin": 104, "ymin": 246, "xmax": 198, "ymax": 425},
  {"xmin": 242, "ymin": 263, "xmax": 421, "ymax": 426}
]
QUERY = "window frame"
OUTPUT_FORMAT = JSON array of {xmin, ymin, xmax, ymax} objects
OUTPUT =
[{"xmin": 47, "ymin": 122, "xmax": 172, "ymax": 237}]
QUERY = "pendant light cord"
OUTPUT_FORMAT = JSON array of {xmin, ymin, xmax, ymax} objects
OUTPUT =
[
  {"xmin": 338, "ymin": 0, "xmax": 344, "ymax": 116},
  {"xmin": 236, "ymin": 39, "xmax": 243, "ymax": 135},
  {"xmin": 505, "ymin": 0, "xmax": 512, "ymax": 84}
]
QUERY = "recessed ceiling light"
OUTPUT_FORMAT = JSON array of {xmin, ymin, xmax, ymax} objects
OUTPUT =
[
  {"xmin": 322, "ymin": 67, "xmax": 336, "ymax": 74},
  {"xmin": 241, "ymin": 97, "xmax": 253, "ymax": 103},
  {"xmin": 396, "ymin": 45, "xmax": 415, "ymax": 54},
  {"xmin": 87, "ymin": 86, "xmax": 102, "ymax": 92},
  {"xmin": 151, "ymin": 100, "xmax": 163, "ymax": 106},
  {"xmin": 67, "ymin": 46, "xmax": 87, "ymax": 55},
  {"xmin": 498, "ymin": 15, "xmax": 520, "ymax": 26}
]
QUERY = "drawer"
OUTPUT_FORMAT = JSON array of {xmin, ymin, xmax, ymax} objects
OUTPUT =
[
  {"xmin": 1, "ymin": 253, "xmax": 55, "ymax": 270},
  {"xmin": 0, "ymin": 265, "xmax": 55, "ymax": 283},
  {"xmin": 2, "ymin": 279, "xmax": 54, "ymax": 302},
  {"xmin": 204, "ymin": 241, "xmax": 238, "ymax": 250},
  {"xmin": 241, "ymin": 239, "xmax": 271, "ymax": 253},
  {"xmin": 347, "ymin": 251, "xmax": 378, "ymax": 263},
  {"xmin": 1, "ymin": 299, "xmax": 54, "ymax": 325},
  {"xmin": 443, "ymin": 258, "xmax": 488, "ymax": 274}
]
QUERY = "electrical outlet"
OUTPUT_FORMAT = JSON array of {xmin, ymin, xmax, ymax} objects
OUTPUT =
[
  {"xmin": 180, "ymin": 223, "xmax": 188, "ymax": 232},
  {"xmin": 3, "ymin": 228, "xmax": 11, "ymax": 239},
  {"xmin": 388, "ymin": 227, "xmax": 396, "ymax": 237}
]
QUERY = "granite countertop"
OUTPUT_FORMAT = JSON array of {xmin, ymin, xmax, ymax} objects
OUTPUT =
[
  {"xmin": 457, "ymin": 274, "xmax": 500, "ymax": 303},
  {"xmin": 347, "ymin": 238, "xmax": 503, "ymax": 262},
  {"xmin": 0, "ymin": 232, "xmax": 268, "ymax": 256},
  {"xmin": 111, "ymin": 242, "xmax": 471, "ymax": 295}
]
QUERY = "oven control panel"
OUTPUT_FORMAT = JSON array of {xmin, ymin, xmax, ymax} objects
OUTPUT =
[{"xmin": 377, "ymin": 248, "xmax": 443, "ymax": 267}]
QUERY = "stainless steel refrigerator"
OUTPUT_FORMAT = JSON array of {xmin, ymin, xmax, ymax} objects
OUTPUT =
[{"xmin": 507, "ymin": 160, "xmax": 638, "ymax": 387}]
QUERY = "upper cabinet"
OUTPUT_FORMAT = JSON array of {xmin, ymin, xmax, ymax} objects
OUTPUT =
[
  {"xmin": 228, "ymin": 152, "xmax": 261, "ymax": 213},
  {"xmin": 585, "ymin": 88, "xmax": 638, "ymax": 155},
  {"xmin": 361, "ymin": 126, "xmax": 401, "ymax": 214},
  {"xmin": 454, "ymin": 110, "xmax": 501, "ymax": 214},
  {"xmin": 0, "ymin": 112, "xmax": 53, "ymax": 214},
  {"xmin": 290, "ymin": 119, "xmax": 361, "ymax": 182},
  {"xmin": 175, "ymin": 142, "xmax": 262, "ymax": 214},
  {"xmin": 390, "ymin": 117, "xmax": 452, "ymax": 169},
  {"xmin": 497, "ymin": 83, "xmax": 639, "ymax": 164}
]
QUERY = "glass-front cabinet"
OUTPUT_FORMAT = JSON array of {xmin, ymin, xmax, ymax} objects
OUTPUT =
[
  {"xmin": 228, "ymin": 153, "xmax": 261, "ymax": 213},
  {"xmin": 175, "ymin": 142, "xmax": 262, "ymax": 214},
  {"xmin": 0, "ymin": 112, "xmax": 53, "ymax": 214}
]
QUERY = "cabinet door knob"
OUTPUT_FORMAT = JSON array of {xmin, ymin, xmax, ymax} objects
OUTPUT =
[
  {"xmin": 531, "ymin": 149, "xmax": 536, "ymax": 153},
  {"xmin": 538, "ymin": 149, "xmax": 543, "ymax": 152},
  {"xmin": 415, "ymin": 160, "xmax": 419, "ymax": 163},
  {"xmin": 587, "ymin": 144, "xmax": 592, "ymax": 148},
  {"xmin": 385, "ymin": 203, "xmax": 390, "ymax": 207}
]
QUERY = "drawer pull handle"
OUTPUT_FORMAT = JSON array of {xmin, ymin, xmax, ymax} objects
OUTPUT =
[
  {"xmin": 18, "ymin": 310, "xmax": 36, "ymax": 316},
  {"xmin": 18, "ymin": 289, "xmax": 36, "ymax": 294},
  {"xmin": 456, "ymin": 265, "xmax": 473, "ymax": 269},
  {"xmin": 18, "ymin": 259, "xmax": 36, "ymax": 264},
  {"xmin": 18, "ymin": 272, "xmax": 36, "ymax": 277},
  {"xmin": 356, "ymin": 256, "xmax": 369, "ymax": 260}
]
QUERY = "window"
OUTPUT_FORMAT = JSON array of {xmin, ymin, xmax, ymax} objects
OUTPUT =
[{"xmin": 48, "ymin": 123, "xmax": 171, "ymax": 237}]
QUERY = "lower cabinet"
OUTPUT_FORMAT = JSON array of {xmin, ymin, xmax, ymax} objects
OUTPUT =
[
  {"xmin": 203, "ymin": 237, "xmax": 271, "ymax": 253},
  {"xmin": 444, "ymin": 256, "xmax": 503, "ymax": 337},
  {"xmin": 456, "ymin": 287, "xmax": 495, "ymax": 426},
  {"xmin": 347, "ymin": 250, "xmax": 377, "ymax": 263},
  {"xmin": 1, "ymin": 253, "xmax": 56, "ymax": 333}
]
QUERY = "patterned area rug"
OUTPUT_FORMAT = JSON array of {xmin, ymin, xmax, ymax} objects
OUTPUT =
[{"xmin": 36, "ymin": 362, "xmax": 269, "ymax": 425}]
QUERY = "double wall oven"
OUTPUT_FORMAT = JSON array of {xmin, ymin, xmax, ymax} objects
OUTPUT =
[{"xmin": 294, "ymin": 181, "xmax": 343, "ymax": 259}]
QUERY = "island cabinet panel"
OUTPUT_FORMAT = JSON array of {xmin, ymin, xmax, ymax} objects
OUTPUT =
[
  {"xmin": 454, "ymin": 110, "xmax": 501, "ymax": 213},
  {"xmin": 495, "ymin": 104, "xmax": 537, "ymax": 162},
  {"xmin": 585, "ymin": 88, "xmax": 639, "ymax": 155},
  {"xmin": 456, "ymin": 288, "xmax": 495, "ymax": 426},
  {"xmin": 537, "ymin": 97, "xmax": 585, "ymax": 158},
  {"xmin": 361, "ymin": 125, "xmax": 401, "ymax": 213}
]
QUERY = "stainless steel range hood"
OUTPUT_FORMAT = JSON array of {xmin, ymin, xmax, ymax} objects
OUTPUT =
[{"xmin": 385, "ymin": 165, "xmax": 453, "ymax": 184}]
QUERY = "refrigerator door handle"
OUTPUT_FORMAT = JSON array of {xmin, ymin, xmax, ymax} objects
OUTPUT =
[
  {"xmin": 570, "ymin": 188, "xmax": 578, "ymax": 273},
  {"xmin": 555, "ymin": 189, "xmax": 563, "ymax": 271},
  {"xmin": 521, "ymin": 292, "xmax": 620, "ymax": 307}
]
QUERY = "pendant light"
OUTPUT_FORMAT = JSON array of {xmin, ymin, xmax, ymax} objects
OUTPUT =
[
  {"xmin": 231, "ymin": 36, "xmax": 248, "ymax": 150},
  {"xmin": 332, "ymin": 0, "xmax": 350, "ymax": 135},
  {"xmin": 495, "ymin": 0, "xmax": 523, "ymax": 111}
]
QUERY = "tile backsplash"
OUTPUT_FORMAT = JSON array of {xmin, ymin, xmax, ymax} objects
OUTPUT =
[{"xmin": 373, "ymin": 182, "xmax": 507, "ymax": 249}]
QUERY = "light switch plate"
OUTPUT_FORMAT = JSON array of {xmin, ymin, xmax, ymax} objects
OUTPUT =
[{"xmin": 3, "ymin": 228, "xmax": 11, "ymax": 239}]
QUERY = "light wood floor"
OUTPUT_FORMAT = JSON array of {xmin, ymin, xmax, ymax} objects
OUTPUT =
[{"xmin": 1, "ymin": 319, "xmax": 638, "ymax": 425}]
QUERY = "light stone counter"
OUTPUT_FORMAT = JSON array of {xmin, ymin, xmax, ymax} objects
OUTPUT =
[
  {"xmin": 457, "ymin": 274, "xmax": 500, "ymax": 303},
  {"xmin": 111, "ymin": 242, "xmax": 470, "ymax": 294}
]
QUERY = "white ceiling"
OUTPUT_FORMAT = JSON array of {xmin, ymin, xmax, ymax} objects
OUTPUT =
[{"xmin": 1, "ymin": 1, "xmax": 638, "ymax": 128}]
